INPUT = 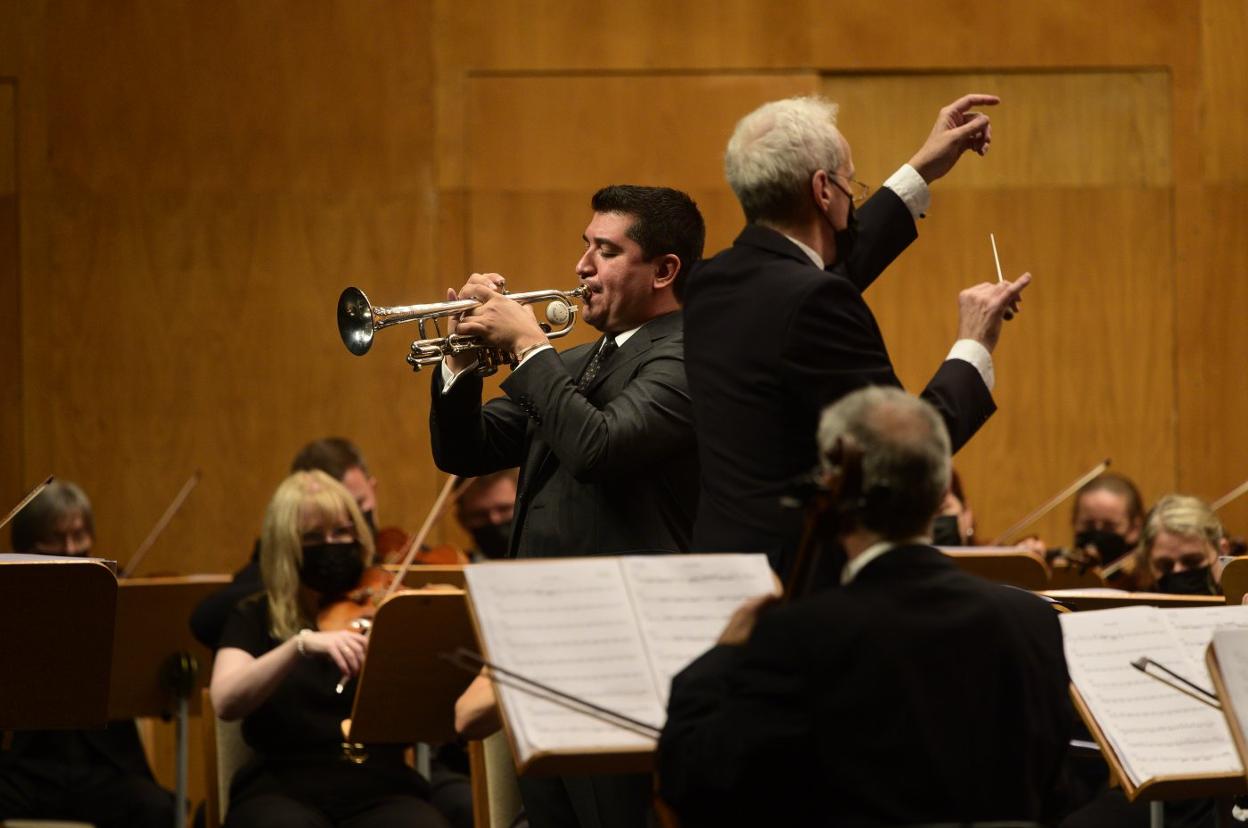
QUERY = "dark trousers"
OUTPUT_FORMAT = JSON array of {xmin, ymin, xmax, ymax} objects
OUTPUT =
[
  {"xmin": 0, "ymin": 757, "xmax": 174, "ymax": 828},
  {"xmin": 517, "ymin": 773, "xmax": 652, "ymax": 828},
  {"xmin": 226, "ymin": 759, "xmax": 449, "ymax": 828}
]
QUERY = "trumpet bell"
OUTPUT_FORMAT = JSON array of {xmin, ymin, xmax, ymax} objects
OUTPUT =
[{"xmin": 338, "ymin": 287, "xmax": 375, "ymax": 356}]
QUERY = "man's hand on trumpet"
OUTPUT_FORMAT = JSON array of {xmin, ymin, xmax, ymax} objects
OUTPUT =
[{"xmin": 445, "ymin": 273, "xmax": 550, "ymax": 373}]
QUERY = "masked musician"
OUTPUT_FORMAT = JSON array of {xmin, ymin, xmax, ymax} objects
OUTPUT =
[
  {"xmin": 432, "ymin": 185, "xmax": 704, "ymax": 828},
  {"xmin": 657, "ymin": 387, "xmax": 1071, "ymax": 826},
  {"xmin": 190, "ymin": 436, "xmax": 381, "ymax": 651},
  {"xmin": 209, "ymin": 470, "xmax": 449, "ymax": 828},
  {"xmin": 1132, "ymin": 494, "xmax": 1227, "ymax": 595},
  {"xmin": 454, "ymin": 470, "xmax": 517, "ymax": 560},
  {"xmin": 682, "ymin": 94, "xmax": 1029, "ymax": 575},
  {"xmin": 1, "ymin": 481, "xmax": 175, "ymax": 828}
]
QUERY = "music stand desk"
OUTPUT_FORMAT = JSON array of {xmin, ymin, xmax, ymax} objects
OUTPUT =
[
  {"xmin": 110, "ymin": 574, "xmax": 232, "ymax": 828},
  {"xmin": 0, "ymin": 554, "xmax": 117, "ymax": 729},
  {"xmin": 347, "ymin": 588, "xmax": 476, "ymax": 746}
]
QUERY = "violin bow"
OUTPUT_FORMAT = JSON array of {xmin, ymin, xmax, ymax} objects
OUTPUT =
[
  {"xmin": 992, "ymin": 459, "xmax": 1110, "ymax": 546},
  {"xmin": 381, "ymin": 473, "xmax": 469, "ymax": 602},
  {"xmin": 0, "ymin": 475, "xmax": 55, "ymax": 534},
  {"xmin": 121, "ymin": 469, "xmax": 201, "ymax": 577},
  {"xmin": 1212, "ymin": 478, "xmax": 1248, "ymax": 512}
]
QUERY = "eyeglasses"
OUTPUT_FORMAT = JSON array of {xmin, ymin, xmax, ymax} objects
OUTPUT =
[{"xmin": 829, "ymin": 172, "xmax": 870, "ymax": 206}]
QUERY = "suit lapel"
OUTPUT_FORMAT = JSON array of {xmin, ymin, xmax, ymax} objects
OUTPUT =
[{"xmin": 581, "ymin": 311, "xmax": 679, "ymax": 396}]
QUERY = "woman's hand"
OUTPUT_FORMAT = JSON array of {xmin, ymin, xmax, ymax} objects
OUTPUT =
[{"xmin": 299, "ymin": 629, "xmax": 369, "ymax": 679}]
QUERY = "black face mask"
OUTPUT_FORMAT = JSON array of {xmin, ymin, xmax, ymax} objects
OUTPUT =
[
  {"xmin": 471, "ymin": 520, "xmax": 513, "ymax": 560},
  {"xmin": 299, "ymin": 541, "xmax": 364, "ymax": 595},
  {"xmin": 1074, "ymin": 528, "xmax": 1130, "ymax": 564},
  {"xmin": 831, "ymin": 198, "xmax": 858, "ymax": 269},
  {"xmin": 932, "ymin": 515, "xmax": 963, "ymax": 547},
  {"xmin": 1156, "ymin": 566, "xmax": 1218, "ymax": 596}
]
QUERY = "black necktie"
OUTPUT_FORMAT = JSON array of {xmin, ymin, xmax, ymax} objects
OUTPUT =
[{"xmin": 577, "ymin": 336, "xmax": 617, "ymax": 392}]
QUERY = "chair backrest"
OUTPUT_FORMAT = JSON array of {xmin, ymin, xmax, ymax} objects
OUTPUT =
[
  {"xmin": 1221, "ymin": 557, "xmax": 1248, "ymax": 605},
  {"xmin": 1047, "ymin": 565, "xmax": 1107, "ymax": 590},
  {"xmin": 940, "ymin": 547, "xmax": 1050, "ymax": 590},
  {"xmin": 200, "ymin": 688, "xmax": 255, "ymax": 828},
  {"xmin": 468, "ymin": 731, "xmax": 523, "ymax": 828}
]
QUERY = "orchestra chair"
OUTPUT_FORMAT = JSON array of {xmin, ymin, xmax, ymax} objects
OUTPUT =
[
  {"xmin": 199, "ymin": 689, "xmax": 253, "ymax": 828},
  {"xmin": 1220, "ymin": 556, "xmax": 1248, "ymax": 605},
  {"xmin": 939, "ymin": 547, "xmax": 1049, "ymax": 591},
  {"xmin": 1047, "ymin": 565, "xmax": 1107, "ymax": 590},
  {"xmin": 468, "ymin": 731, "xmax": 523, "ymax": 828}
]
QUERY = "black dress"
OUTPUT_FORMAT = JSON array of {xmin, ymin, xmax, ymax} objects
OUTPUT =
[{"xmin": 218, "ymin": 595, "xmax": 448, "ymax": 828}]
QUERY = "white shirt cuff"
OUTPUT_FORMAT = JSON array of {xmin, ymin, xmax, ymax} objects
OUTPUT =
[
  {"xmin": 513, "ymin": 343, "xmax": 554, "ymax": 371},
  {"xmin": 946, "ymin": 339, "xmax": 994, "ymax": 392},
  {"xmin": 883, "ymin": 164, "xmax": 931, "ymax": 220},
  {"xmin": 440, "ymin": 357, "xmax": 479, "ymax": 393}
]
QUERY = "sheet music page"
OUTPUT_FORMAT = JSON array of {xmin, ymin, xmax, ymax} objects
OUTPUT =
[
  {"xmin": 1163, "ymin": 606, "xmax": 1248, "ymax": 654},
  {"xmin": 1211, "ymin": 628, "xmax": 1248, "ymax": 757},
  {"xmin": 464, "ymin": 559, "xmax": 664, "ymax": 762},
  {"xmin": 1061, "ymin": 606, "xmax": 1241, "ymax": 786},
  {"xmin": 619, "ymin": 554, "xmax": 777, "ymax": 707}
]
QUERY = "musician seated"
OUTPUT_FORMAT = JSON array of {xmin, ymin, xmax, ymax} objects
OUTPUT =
[
  {"xmin": 1131, "ymin": 494, "xmax": 1227, "ymax": 595},
  {"xmin": 1, "ymin": 480, "xmax": 175, "ymax": 828},
  {"xmin": 657, "ymin": 387, "xmax": 1071, "ymax": 827},
  {"xmin": 454, "ymin": 470, "xmax": 518, "ymax": 560},
  {"xmin": 1020, "ymin": 472, "xmax": 1145, "ymax": 584},
  {"xmin": 933, "ymin": 467, "xmax": 977, "ymax": 545},
  {"xmin": 210, "ymin": 470, "xmax": 449, "ymax": 828},
  {"xmin": 191, "ymin": 436, "xmax": 381, "ymax": 651}
]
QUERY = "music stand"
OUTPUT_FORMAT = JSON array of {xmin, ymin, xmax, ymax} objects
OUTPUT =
[
  {"xmin": 346, "ymin": 589, "xmax": 476, "ymax": 745},
  {"xmin": 110, "ymin": 574, "xmax": 231, "ymax": 828},
  {"xmin": 0, "ymin": 554, "xmax": 117, "ymax": 729}
]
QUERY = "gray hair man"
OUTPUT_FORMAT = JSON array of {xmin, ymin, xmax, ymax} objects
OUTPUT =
[
  {"xmin": 683, "ymin": 93, "xmax": 1030, "ymax": 576},
  {"xmin": 658, "ymin": 387, "xmax": 1071, "ymax": 826}
]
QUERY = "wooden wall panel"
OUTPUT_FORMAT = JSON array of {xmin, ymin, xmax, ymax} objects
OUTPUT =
[
  {"xmin": 1200, "ymin": 0, "xmax": 1248, "ymax": 183},
  {"xmin": 15, "ymin": 1, "xmax": 447, "ymax": 573},
  {"xmin": 1176, "ymin": 0, "xmax": 1248, "ymax": 537},
  {"xmin": 1, "ymin": 81, "xmax": 19, "ymax": 509},
  {"xmin": 827, "ymin": 72, "xmax": 1174, "ymax": 545},
  {"xmin": 436, "ymin": 0, "xmax": 1183, "ymax": 72}
]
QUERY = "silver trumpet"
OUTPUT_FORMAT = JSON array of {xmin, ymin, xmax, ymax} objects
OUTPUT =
[{"xmin": 337, "ymin": 285, "xmax": 589, "ymax": 375}]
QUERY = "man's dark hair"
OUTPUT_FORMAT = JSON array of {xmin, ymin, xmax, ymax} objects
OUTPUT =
[
  {"xmin": 1073, "ymin": 472, "xmax": 1145, "ymax": 526},
  {"xmin": 590, "ymin": 185, "xmax": 705, "ymax": 284},
  {"xmin": 11, "ymin": 481, "xmax": 94, "ymax": 553},
  {"xmin": 290, "ymin": 437, "xmax": 368, "ymax": 480}
]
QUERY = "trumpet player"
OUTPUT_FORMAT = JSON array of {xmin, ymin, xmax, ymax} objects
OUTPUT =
[{"xmin": 430, "ymin": 184, "xmax": 704, "ymax": 828}]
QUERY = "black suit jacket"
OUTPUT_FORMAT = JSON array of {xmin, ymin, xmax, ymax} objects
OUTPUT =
[
  {"xmin": 658, "ymin": 545, "xmax": 1072, "ymax": 827},
  {"xmin": 430, "ymin": 310, "xmax": 697, "ymax": 558},
  {"xmin": 683, "ymin": 189, "xmax": 995, "ymax": 565}
]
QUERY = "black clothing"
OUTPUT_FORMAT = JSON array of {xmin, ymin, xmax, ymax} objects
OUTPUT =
[
  {"xmin": 219, "ymin": 595, "xmax": 445, "ymax": 828},
  {"xmin": 430, "ymin": 311, "xmax": 697, "ymax": 559},
  {"xmin": 658, "ymin": 545, "xmax": 1072, "ymax": 827},
  {"xmin": 430, "ymin": 314, "xmax": 695, "ymax": 827},
  {"xmin": 683, "ymin": 191, "xmax": 996, "ymax": 569},
  {"xmin": 0, "ymin": 721, "xmax": 174, "ymax": 828},
  {"xmin": 190, "ymin": 541, "xmax": 263, "ymax": 650}
]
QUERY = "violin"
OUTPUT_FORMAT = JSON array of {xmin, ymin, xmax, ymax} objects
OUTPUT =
[
  {"xmin": 313, "ymin": 475, "xmax": 469, "ymax": 689},
  {"xmin": 374, "ymin": 525, "xmax": 467, "ymax": 566}
]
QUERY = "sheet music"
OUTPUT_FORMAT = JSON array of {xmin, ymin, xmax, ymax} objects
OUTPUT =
[
  {"xmin": 464, "ymin": 559, "xmax": 663, "ymax": 762},
  {"xmin": 1164, "ymin": 606, "xmax": 1248, "ymax": 654},
  {"xmin": 1211, "ymin": 628, "xmax": 1248, "ymax": 758},
  {"xmin": 620, "ymin": 554, "xmax": 776, "ymax": 706},
  {"xmin": 1061, "ymin": 606, "xmax": 1241, "ymax": 786}
]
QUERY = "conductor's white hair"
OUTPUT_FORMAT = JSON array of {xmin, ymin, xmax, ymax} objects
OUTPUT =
[
  {"xmin": 817, "ymin": 387, "xmax": 952, "ymax": 539},
  {"xmin": 725, "ymin": 96, "xmax": 846, "ymax": 224}
]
